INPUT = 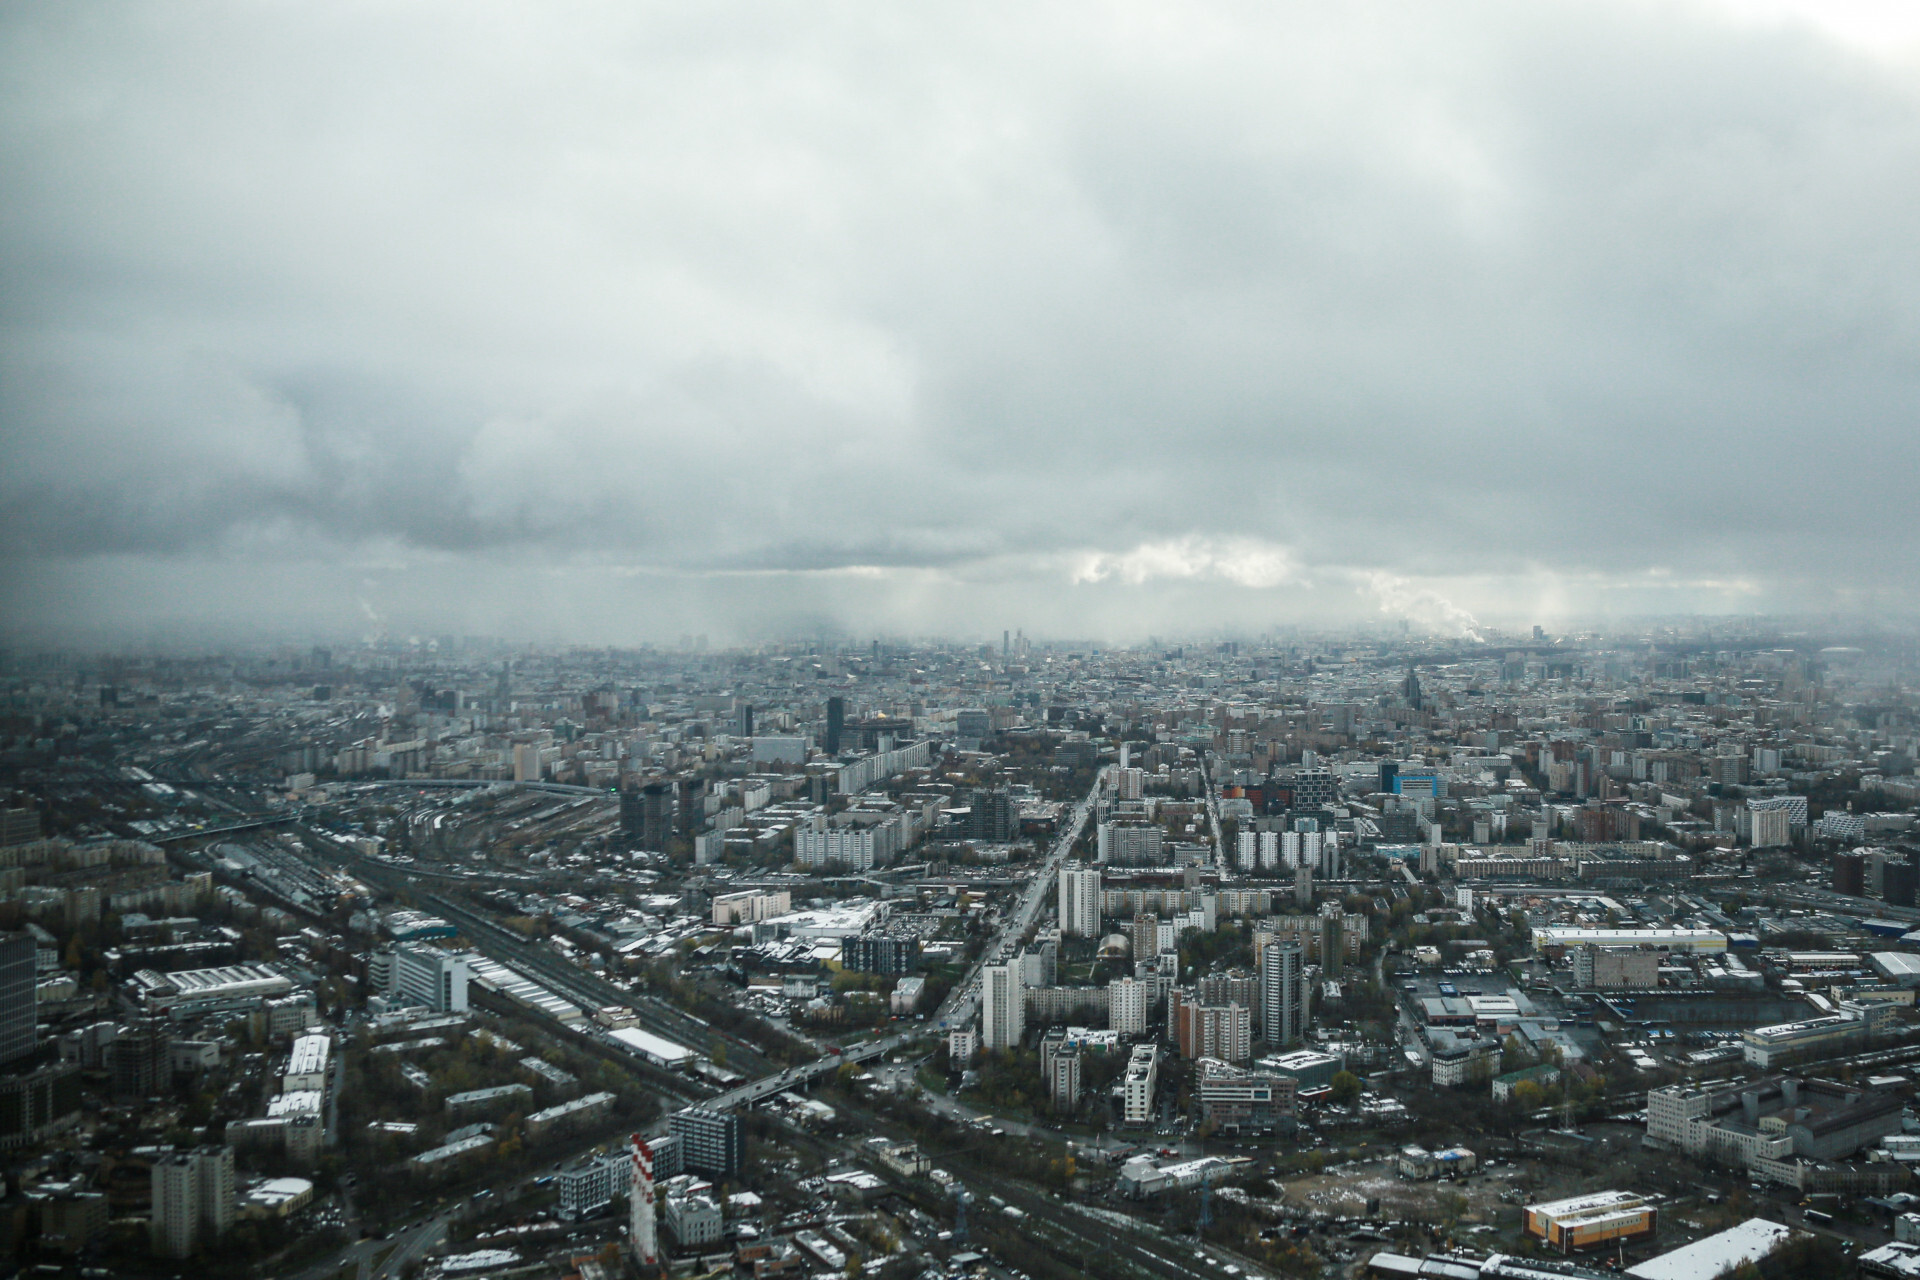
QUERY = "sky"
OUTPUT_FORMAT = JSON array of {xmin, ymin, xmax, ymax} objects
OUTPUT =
[{"xmin": 5, "ymin": 1, "xmax": 1920, "ymax": 647}]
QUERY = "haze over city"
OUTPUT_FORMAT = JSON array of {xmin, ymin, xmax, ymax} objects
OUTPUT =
[{"xmin": 6, "ymin": 1, "xmax": 1920, "ymax": 646}]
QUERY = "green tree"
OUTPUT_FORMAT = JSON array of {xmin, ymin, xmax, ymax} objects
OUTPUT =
[{"xmin": 1329, "ymin": 1071, "xmax": 1362, "ymax": 1106}]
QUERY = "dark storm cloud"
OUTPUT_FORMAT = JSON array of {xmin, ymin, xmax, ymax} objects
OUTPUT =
[{"xmin": 3, "ymin": 1, "xmax": 1919, "ymax": 641}]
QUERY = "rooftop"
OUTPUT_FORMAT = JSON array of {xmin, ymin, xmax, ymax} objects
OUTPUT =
[{"xmin": 1626, "ymin": 1219, "xmax": 1795, "ymax": 1280}]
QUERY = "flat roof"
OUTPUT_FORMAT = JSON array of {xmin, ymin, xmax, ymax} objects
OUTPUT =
[
  {"xmin": 1627, "ymin": 1219, "xmax": 1794, "ymax": 1280},
  {"xmin": 166, "ymin": 963, "xmax": 293, "ymax": 996},
  {"xmin": 286, "ymin": 1034, "xmax": 330, "ymax": 1076},
  {"xmin": 266, "ymin": 1089, "xmax": 322, "ymax": 1117},
  {"xmin": 1530, "ymin": 1189, "xmax": 1646, "ymax": 1218},
  {"xmin": 608, "ymin": 1026, "xmax": 697, "ymax": 1064}
]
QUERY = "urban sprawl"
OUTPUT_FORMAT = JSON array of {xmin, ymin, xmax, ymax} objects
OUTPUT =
[{"xmin": 4, "ymin": 627, "xmax": 1920, "ymax": 1280}]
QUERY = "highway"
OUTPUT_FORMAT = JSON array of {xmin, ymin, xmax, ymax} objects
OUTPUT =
[
  {"xmin": 706, "ymin": 768, "xmax": 1109, "ymax": 1115},
  {"xmin": 936, "ymin": 767, "xmax": 1107, "ymax": 1033},
  {"xmin": 1200, "ymin": 755, "xmax": 1225, "ymax": 871}
]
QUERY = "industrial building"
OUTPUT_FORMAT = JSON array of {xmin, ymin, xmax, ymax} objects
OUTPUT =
[
  {"xmin": 1523, "ymin": 1190, "xmax": 1657, "ymax": 1253},
  {"xmin": 1646, "ymin": 1076, "xmax": 1905, "ymax": 1180},
  {"xmin": 1625, "ymin": 1218, "xmax": 1796, "ymax": 1280}
]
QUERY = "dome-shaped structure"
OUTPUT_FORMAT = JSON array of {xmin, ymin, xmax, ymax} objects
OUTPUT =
[{"xmin": 1098, "ymin": 932, "xmax": 1132, "ymax": 959}]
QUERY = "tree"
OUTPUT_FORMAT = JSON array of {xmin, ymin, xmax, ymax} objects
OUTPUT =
[{"xmin": 1329, "ymin": 1071, "xmax": 1362, "ymax": 1106}]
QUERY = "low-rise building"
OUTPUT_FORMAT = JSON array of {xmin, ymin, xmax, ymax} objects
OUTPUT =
[
  {"xmin": 1524, "ymin": 1191, "xmax": 1657, "ymax": 1253},
  {"xmin": 1117, "ymin": 1154, "xmax": 1232, "ymax": 1199},
  {"xmin": 1492, "ymin": 1063, "xmax": 1561, "ymax": 1102},
  {"xmin": 1741, "ymin": 1014, "xmax": 1865, "ymax": 1067},
  {"xmin": 1195, "ymin": 1059, "xmax": 1294, "ymax": 1134},
  {"xmin": 1397, "ymin": 1145, "xmax": 1477, "ymax": 1180},
  {"xmin": 661, "ymin": 1176, "xmax": 724, "ymax": 1247},
  {"xmin": 1431, "ymin": 1038, "xmax": 1502, "ymax": 1088}
]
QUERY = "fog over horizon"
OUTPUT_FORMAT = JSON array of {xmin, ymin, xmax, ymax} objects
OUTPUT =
[{"xmin": 6, "ymin": 2, "xmax": 1920, "ymax": 647}]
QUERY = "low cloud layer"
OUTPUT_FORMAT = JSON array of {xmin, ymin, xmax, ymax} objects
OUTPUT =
[{"xmin": 4, "ymin": 1, "xmax": 1919, "ymax": 644}]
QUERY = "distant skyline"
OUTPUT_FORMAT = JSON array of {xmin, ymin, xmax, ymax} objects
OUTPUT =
[{"xmin": 6, "ymin": 2, "xmax": 1920, "ymax": 646}]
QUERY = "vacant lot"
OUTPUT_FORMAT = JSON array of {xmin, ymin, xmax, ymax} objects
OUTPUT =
[{"xmin": 1277, "ymin": 1158, "xmax": 1535, "ymax": 1226}]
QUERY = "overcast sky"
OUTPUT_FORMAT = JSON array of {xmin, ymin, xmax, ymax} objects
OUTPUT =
[{"xmin": 5, "ymin": 1, "xmax": 1920, "ymax": 646}]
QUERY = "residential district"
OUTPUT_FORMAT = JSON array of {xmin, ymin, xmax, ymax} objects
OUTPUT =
[{"xmin": 4, "ymin": 626, "xmax": 1920, "ymax": 1280}]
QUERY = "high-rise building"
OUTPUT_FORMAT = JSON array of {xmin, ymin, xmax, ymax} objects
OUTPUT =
[
  {"xmin": 982, "ymin": 962, "xmax": 1024, "ymax": 1051},
  {"xmin": 1049, "ymin": 1045, "xmax": 1081, "ymax": 1111},
  {"xmin": 1108, "ymin": 977, "xmax": 1150, "ymax": 1035},
  {"xmin": 1260, "ymin": 939, "xmax": 1305, "ymax": 1045},
  {"xmin": 1122, "ymin": 1043, "xmax": 1159, "ymax": 1124},
  {"xmin": 675, "ymin": 777, "xmax": 700, "ymax": 837},
  {"xmin": 641, "ymin": 783, "xmax": 673, "ymax": 852},
  {"xmin": 955, "ymin": 709, "xmax": 992, "ymax": 744},
  {"xmin": 391, "ymin": 945, "xmax": 470, "ymax": 1013},
  {"xmin": 1058, "ymin": 864, "xmax": 1101, "ymax": 938},
  {"xmin": 1131, "ymin": 913, "xmax": 1159, "ymax": 960},
  {"xmin": 1197, "ymin": 971, "xmax": 1257, "ymax": 1010},
  {"xmin": 1833, "ymin": 851, "xmax": 1866, "ymax": 897},
  {"xmin": 0, "ymin": 934, "xmax": 36, "ymax": 1067},
  {"xmin": 1290, "ymin": 768, "xmax": 1339, "ymax": 811},
  {"xmin": 825, "ymin": 697, "xmax": 845, "ymax": 754},
  {"xmin": 111, "ymin": 1020, "xmax": 171, "ymax": 1101},
  {"xmin": 1170, "ymin": 990, "xmax": 1252, "ymax": 1063},
  {"xmin": 1886, "ymin": 858, "xmax": 1920, "ymax": 909},
  {"xmin": 1020, "ymin": 941, "xmax": 1057, "ymax": 989},
  {"xmin": 150, "ymin": 1145, "xmax": 233, "ymax": 1259},
  {"xmin": 512, "ymin": 741, "xmax": 543, "ymax": 783},
  {"xmin": 1319, "ymin": 902, "xmax": 1345, "ymax": 977},
  {"xmin": 669, "ymin": 1107, "xmax": 744, "ymax": 1178},
  {"xmin": 0, "ymin": 1060, "xmax": 82, "ymax": 1149},
  {"xmin": 1753, "ymin": 806, "xmax": 1793, "ymax": 851},
  {"xmin": 0, "ymin": 810, "xmax": 39, "ymax": 848},
  {"xmin": 1100, "ymin": 822, "xmax": 1166, "ymax": 866},
  {"xmin": 969, "ymin": 789, "xmax": 1019, "ymax": 843}
]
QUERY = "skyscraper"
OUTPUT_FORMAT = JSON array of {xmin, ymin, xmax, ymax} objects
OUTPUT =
[
  {"xmin": 1319, "ymin": 902, "xmax": 1345, "ymax": 976},
  {"xmin": 982, "ymin": 961, "xmax": 1024, "ymax": 1051},
  {"xmin": 1260, "ymin": 939, "xmax": 1305, "ymax": 1046},
  {"xmin": 825, "ymin": 697, "xmax": 845, "ymax": 754},
  {"xmin": 641, "ymin": 782, "xmax": 672, "ymax": 851},
  {"xmin": 0, "ymin": 933, "xmax": 36, "ymax": 1067},
  {"xmin": 1058, "ymin": 864, "xmax": 1101, "ymax": 938}
]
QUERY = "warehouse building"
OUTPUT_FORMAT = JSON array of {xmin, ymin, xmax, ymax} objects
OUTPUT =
[{"xmin": 1523, "ymin": 1190, "xmax": 1657, "ymax": 1253}]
